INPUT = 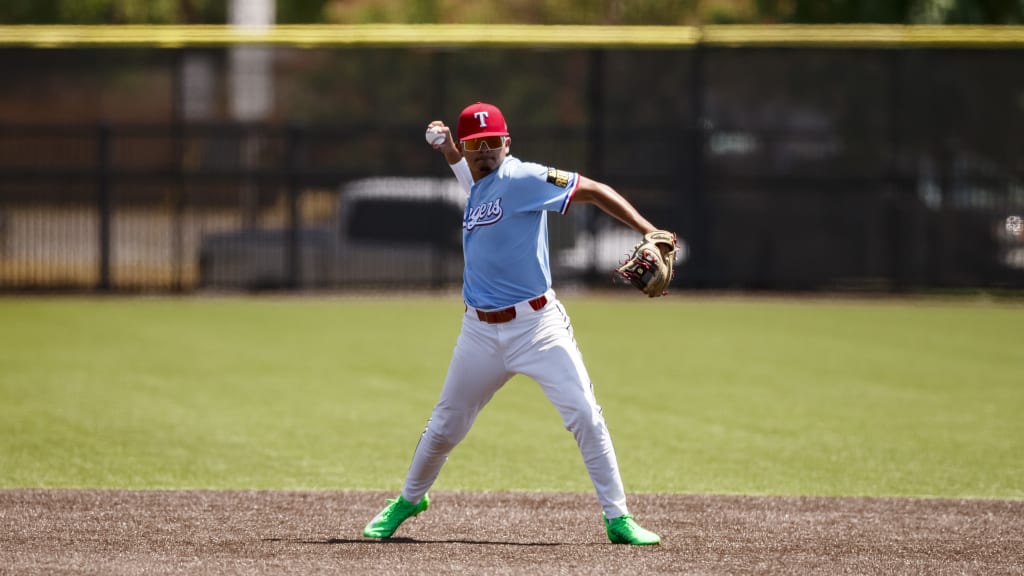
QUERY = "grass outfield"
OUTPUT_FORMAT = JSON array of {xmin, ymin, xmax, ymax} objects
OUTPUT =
[{"xmin": 0, "ymin": 294, "xmax": 1021, "ymax": 499}]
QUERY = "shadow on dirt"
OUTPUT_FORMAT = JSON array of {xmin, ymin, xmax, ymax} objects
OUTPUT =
[{"xmin": 266, "ymin": 537, "xmax": 564, "ymax": 547}]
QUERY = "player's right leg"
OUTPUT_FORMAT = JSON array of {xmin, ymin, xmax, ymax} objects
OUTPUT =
[
  {"xmin": 363, "ymin": 315, "xmax": 510, "ymax": 539},
  {"xmin": 402, "ymin": 316, "xmax": 510, "ymax": 500}
]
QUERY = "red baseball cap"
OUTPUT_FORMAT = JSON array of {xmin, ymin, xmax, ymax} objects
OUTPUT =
[{"xmin": 457, "ymin": 102, "xmax": 509, "ymax": 141}]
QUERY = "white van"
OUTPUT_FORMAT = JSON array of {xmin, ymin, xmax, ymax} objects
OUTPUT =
[{"xmin": 198, "ymin": 177, "xmax": 466, "ymax": 290}]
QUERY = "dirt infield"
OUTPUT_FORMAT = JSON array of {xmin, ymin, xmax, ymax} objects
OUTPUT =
[{"xmin": 2, "ymin": 490, "xmax": 1022, "ymax": 575}]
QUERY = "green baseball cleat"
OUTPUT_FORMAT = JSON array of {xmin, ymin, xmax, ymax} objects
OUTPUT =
[
  {"xmin": 363, "ymin": 494, "xmax": 430, "ymax": 539},
  {"xmin": 603, "ymin": 513, "xmax": 661, "ymax": 545}
]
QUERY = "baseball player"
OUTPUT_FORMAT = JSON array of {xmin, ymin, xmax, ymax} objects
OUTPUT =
[{"xmin": 363, "ymin": 102, "xmax": 671, "ymax": 545}]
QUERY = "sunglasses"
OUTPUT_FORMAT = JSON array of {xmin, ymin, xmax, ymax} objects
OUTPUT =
[{"xmin": 461, "ymin": 136, "xmax": 507, "ymax": 152}]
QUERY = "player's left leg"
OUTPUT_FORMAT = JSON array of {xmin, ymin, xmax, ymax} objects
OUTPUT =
[
  {"xmin": 508, "ymin": 299, "xmax": 660, "ymax": 545},
  {"xmin": 508, "ymin": 301, "xmax": 626, "ymax": 517}
]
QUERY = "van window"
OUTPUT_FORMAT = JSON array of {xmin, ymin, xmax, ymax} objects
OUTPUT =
[{"xmin": 345, "ymin": 199, "xmax": 463, "ymax": 250}]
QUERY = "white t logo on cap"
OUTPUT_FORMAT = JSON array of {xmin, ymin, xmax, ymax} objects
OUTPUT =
[{"xmin": 474, "ymin": 111, "xmax": 489, "ymax": 127}]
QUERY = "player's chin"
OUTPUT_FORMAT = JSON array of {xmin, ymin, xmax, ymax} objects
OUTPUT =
[{"xmin": 471, "ymin": 157, "xmax": 499, "ymax": 174}]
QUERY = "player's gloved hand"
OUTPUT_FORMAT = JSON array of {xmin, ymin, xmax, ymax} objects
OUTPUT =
[{"xmin": 615, "ymin": 230, "xmax": 678, "ymax": 298}]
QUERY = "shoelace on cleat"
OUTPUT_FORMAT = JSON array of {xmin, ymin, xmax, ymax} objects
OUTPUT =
[
  {"xmin": 384, "ymin": 498, "xmax": 418, "ymax": 517},
  {"xmin": 610, "ymin": 516, "xmax": 639, "ymax": 533}
]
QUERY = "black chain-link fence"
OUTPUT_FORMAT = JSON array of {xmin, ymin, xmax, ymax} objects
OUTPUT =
[{"xmin": 1, "ymin": 42, "xmax": 1021, "ymax": 292}]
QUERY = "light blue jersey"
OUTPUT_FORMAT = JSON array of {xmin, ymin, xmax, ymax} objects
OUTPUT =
[{"xmin": 462, "ymin": 155, "xmax": 579, "ymax": 309}]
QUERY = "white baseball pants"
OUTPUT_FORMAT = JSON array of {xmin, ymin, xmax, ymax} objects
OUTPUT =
[{"xmin": 401, "ymin": 290, "xmax": 630, "ymax": 519}]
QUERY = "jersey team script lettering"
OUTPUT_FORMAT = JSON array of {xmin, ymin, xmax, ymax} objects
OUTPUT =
[{"xmin": 464, "ymin": 198, "xmax": 503, "ymax": 230}]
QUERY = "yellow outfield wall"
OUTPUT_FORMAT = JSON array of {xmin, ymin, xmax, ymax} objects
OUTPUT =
[{"xmin": 0, "ymin": 24, "xmax": 1022, "ymax": 49}]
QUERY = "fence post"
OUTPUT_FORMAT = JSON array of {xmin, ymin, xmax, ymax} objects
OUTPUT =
[
  {"xmin": 684, "ymin": 44, "xmax": 709, "ymax": 289},
  {"xmin": 97, "ymin": 123, "xmax": 112, "ymax": 292},
  {"xmin": 584, "ymin": 48, "xmax": 606, "ymax": 284},
  {"xmin": 886, "ymin": 48, "xmax": 908, "ymax": 292},
  {"xmin": 171, "ymin": 49, "xmax": 186, "ymax": 293},
  {"xmin": 429, "ymin": 51, "xmax": 448, "ymax": 291},
  {"xmin": 286, "ymin": 125, "xmax": 301, "ymax": 290}
]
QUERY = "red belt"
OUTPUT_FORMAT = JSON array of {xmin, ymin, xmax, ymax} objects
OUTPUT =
[{"xmin": 475, "ymin": 295, "xmax": 548, "ymax": 324}]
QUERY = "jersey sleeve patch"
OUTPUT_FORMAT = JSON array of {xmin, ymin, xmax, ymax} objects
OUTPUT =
[{"xmin": 546, "ymin": 167, "xmax": 571, "ymax": 189}]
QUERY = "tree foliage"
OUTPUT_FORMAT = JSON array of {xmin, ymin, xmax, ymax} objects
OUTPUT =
[
  {"xmin": 0, "ymin": 0, "xmax": 226, "ymax": 24},
  {"xmin": 756, "ymin": 0, "xmax": 1022, "ymax": 24},
  {"xmin": 1, "ymin": 0, "xmax": 1020, "ymax": 25}
]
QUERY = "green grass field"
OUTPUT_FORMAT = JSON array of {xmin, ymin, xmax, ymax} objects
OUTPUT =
[{"xmin": 1, "ymin": 294, "xmax": 1021, "ymax": 499}]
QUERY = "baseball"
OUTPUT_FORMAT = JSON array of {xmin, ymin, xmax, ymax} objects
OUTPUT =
[{"xmin": 425, "ymin": 127, "xmax": 446, "ymax": 147}]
